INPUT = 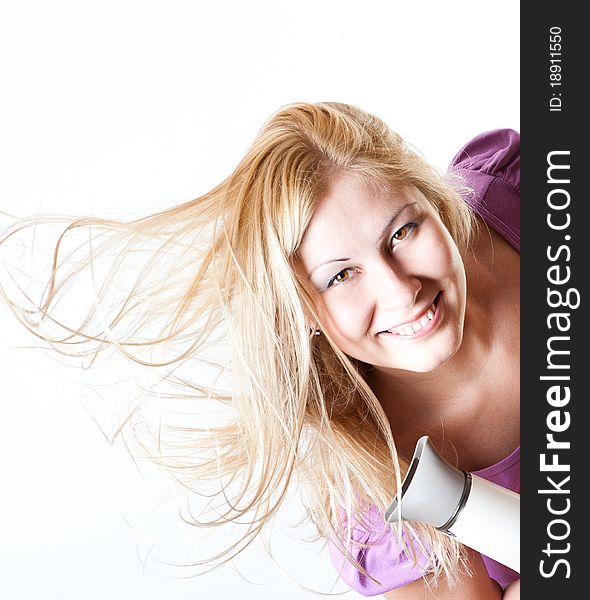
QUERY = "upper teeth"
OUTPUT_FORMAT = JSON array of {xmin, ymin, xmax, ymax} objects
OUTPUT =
[{"xmin": 384, "ymin": 303, "xmax": 436, "ymax": 337}]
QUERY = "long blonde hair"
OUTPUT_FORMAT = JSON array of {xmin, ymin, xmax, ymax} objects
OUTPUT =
[{"xmin": 0, "ymin": 102, "xmax": 474, "ymax": 586}]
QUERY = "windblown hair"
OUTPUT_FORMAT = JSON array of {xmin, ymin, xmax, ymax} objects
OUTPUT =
[{"xmin": 0, "ymin": 102, "xmax": 474, "ymax": 586}]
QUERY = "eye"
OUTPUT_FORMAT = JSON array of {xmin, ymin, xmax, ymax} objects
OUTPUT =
[
  {"xmin": 327, "ymin": 268, "xmax": 353, "ymax": 288},
  {"xmin": 391, "ymin": 222, "xmax": 417, "ymax": 246}
]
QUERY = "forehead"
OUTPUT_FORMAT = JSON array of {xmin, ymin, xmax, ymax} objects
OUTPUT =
[
  {"xmin": 313, "ymin": 171, "xmax": 402, "ymax": 218},
  {"xmin": 298, "ymin": 171, "xmax": 425, "ymax": 259}
]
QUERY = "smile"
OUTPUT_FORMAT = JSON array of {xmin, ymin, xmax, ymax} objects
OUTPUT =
[{"xmin": 379, "ymin": 295, "xmax": 440, "ymax": 338}]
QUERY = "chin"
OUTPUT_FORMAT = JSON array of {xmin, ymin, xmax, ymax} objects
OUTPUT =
[
  {"xmin": 378, "ymin": 336, "xmax": 463, "ymax": 373},
  {"xmin": 379, "ymin": 356, "xmax": 449, "ymax": 374},
  {"xmin": 408, "ymin": 353, "xmax": 455, "ymax": 373}
]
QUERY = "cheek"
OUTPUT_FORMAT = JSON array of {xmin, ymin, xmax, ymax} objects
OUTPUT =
[
  {"xmin": 318, "ymin": 293, "xmax": 372, "ymax": 340},
  {"xmin": 428, "ymin": 229, "xmax": 464, "ymax": 278}
]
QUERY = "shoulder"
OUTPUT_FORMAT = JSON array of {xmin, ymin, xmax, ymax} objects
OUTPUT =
[
  {"xmin": 449, "ymin": 129, "xmax": 520, "ymax": 252},
  {"xmin": 450, "ymin": 129, "xmax": 520, "ymax": 192}
]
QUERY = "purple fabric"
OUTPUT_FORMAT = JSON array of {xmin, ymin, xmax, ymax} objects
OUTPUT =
[
  {"xmin": 452, "ymin": 128, "xmax": 520, "ymax": 252},
  {"xmin": 327, "ymin": 129, "xmax": 521, "ymax": 596}
]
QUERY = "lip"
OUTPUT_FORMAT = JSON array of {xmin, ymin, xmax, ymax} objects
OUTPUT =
[{"xmin": 378, "ymin": 293, "xmax": 442, "ymax": 340}]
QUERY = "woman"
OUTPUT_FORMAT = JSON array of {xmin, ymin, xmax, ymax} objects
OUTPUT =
[{"xmin": 0, "ymin": 102, "xmax": 520, "ymax": 598}]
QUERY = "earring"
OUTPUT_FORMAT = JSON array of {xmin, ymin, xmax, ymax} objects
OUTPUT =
[{"xmin": 314, "ymin": 329, "xmax": 321, "ymax": 336}]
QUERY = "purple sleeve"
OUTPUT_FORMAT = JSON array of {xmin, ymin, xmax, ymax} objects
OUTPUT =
[
  {"xmin": 327, "ymin": 504, "xmax": 429, "ymax": 596},
  {"xmin": 449, "ymin": 129, "xmax": 520, "ymax": 252},
  {"xmin": 328, "ymin": 448, "xmax": 521, "ymax": 596}
]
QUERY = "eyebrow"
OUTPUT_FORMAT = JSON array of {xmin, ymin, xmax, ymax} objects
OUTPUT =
[
  {"xmin": 379, "ymin": 202, "xmax": 417, "ymax": 240},
  {"xmin": 309, "ymin": 202, "xmax": 417, "ymax": 277}
]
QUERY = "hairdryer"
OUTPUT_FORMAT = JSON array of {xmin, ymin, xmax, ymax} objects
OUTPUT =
[{"xmin": 384, "ymin": 436, "xmax": 519, "ymax": 573}]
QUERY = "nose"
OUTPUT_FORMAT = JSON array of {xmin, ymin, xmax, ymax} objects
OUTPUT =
[{"xmin": 374, "ymin": 256, "xmax": 422, "ymax": 310}]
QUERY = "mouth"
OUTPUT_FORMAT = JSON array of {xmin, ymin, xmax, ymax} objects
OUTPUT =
[{"xmin": 378, "ymin": 293, "xmax": 441, "ymax": 338}]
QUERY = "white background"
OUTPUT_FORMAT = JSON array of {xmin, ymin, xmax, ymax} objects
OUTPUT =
[{"xmin": 0, "ymin": 1, "xmax": 519, "ymax": 599}]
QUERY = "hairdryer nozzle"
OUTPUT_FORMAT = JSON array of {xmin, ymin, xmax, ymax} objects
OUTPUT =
[
  {"xmin": 385, "ymin": 436, "xmax": 468, "ymax": 529},
  {"xmin": 384, "ymin": 436, "xmax": 520, "ymax": 573}
]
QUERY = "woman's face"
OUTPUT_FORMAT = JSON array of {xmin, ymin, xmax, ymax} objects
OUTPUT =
[{"xmin": 296, "ymin": 171, "xmax": 467, "ymax": 374}]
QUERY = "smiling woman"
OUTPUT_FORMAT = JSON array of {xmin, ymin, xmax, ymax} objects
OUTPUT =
[{"xmin": 0, "ymin": 102, "xmax": 520, "ymax": 599}]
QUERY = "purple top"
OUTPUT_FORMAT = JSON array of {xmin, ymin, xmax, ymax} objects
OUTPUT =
[{"xmin": 328, "ymin": 129, "xmax": 521, "ymax": 595}]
